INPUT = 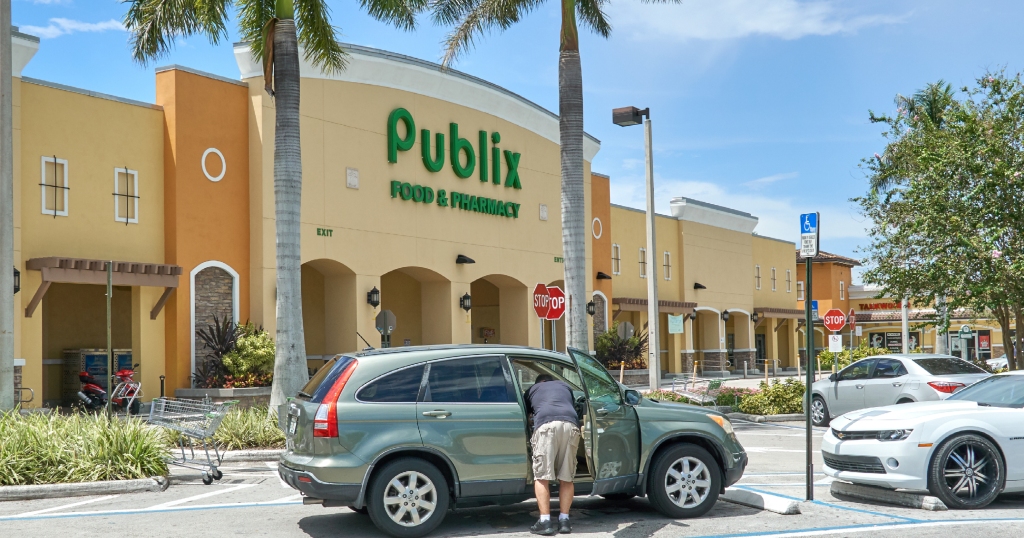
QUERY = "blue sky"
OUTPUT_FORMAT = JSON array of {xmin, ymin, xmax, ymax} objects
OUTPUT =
[{"xmin": 13, "ymin": 0, "xmax": 1024, "ymax": 282}]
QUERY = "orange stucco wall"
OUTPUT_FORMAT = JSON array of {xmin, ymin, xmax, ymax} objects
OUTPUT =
[
  {"xmin": 591, "ymin": 174, "xmax": 612, "ymax": 301},
  {"xmin": 156, "ymin": 69, "xmax": 250, "ymax": 391}
]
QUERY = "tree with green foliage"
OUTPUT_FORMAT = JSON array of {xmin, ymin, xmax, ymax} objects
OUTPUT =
[
  {"xmin": 431, "ymin": 0, "xmax": 681, "ymax": 351},
  {"xmin": 857, "ymin": 71, "xmax": 1024, "ymax": 370},
  {"xmin": 123, "ymin": 0, "xmax": 422, "ymax": 412}
]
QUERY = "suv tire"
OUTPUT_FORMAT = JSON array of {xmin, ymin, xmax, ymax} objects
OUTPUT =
[
  {"xmin": 647, "ymin": 444, "xmax": 721, "ymax": 519},
  {"xmin": 928, "ymin": 433, "xmax": 1004, "ymax": 509},
  {"xmin": 367, "ymin": 458, "xmax": 450, "ymax": 538}
]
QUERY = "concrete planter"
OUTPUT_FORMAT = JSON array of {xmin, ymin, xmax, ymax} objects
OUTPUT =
[
  {"xmin": 174, "ymin": 386, "xmax": 271, "ymax": 409},
  {"xmin": 608, "ymin": 369, "xmax": 649, "ymax": 387}
]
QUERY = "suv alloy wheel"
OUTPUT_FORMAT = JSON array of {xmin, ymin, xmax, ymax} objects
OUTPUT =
[
  {"xmin": 367, "ymin": 458, "xmax": 450, "ymax": 538},
  {"xmin": 647, "ymin": 444, "xmax": 721, "ymax": 519}
]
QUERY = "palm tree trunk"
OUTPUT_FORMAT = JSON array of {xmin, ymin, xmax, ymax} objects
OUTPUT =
[
  {"xmin": 269, "ymin": 18, "xmax": 308, "ymax": 411},
  {"xmin": 559, "ymin": 0, "xmax": 588, "ymax": 351}
]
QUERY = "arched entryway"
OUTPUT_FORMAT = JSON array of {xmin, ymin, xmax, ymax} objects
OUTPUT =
[
  {"xmin": 693, "ymin": 308, "xmax": 724, "ymax": 375},
  {"xmin": 592, "ymin": 291, "xmax": 609, "ymax": 344},
  {"xmin": 301, "ymin": 260, "xmax": 357, "ymax": 368},
  {"xmin": 191, "ymin": 261, "xmax": 239, "ymax": 384},
  {"xmin": 380, "ymin": 267, "xmax": 453, "ymax": 347},
  {"xmin": 724, "ymin": 310, "xmax": 754, "ymax": 373},
  {"xmin": 470, "ymin": 274, "xmax": 529, "ymax": 345}
]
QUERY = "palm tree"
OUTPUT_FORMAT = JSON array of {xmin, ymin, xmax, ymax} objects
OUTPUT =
[
  {"xmin": 433, "ymin": 0, "xmax": 677, "ymax": 351},
  {"xmin": 124, "ymin": 0, "xmax": 421, "ymax": 411}
]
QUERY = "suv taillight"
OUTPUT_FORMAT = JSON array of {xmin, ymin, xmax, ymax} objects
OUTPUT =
[
  {"xmin": 928, "ymin": 381, "xmax": 965, "ymax": 394},
  {"xmin": 313, "ymin": 360, "xmax": 358, "ymax": 438}
]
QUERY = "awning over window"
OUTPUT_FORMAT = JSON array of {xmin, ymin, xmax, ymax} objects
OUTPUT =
[
  {"xmin": 612, "ymin": 297, "xmax": 696, "ymax": 315},
  {"xmin": 753, "ymin": 307, "xmax": 804, "ymax": 319},
  {"xmin": 24, "ymin": 257, "xmax": 182, "ymax": 319}
]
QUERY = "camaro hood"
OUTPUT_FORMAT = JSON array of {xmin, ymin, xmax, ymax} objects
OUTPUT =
[{"xmin": 832, "ymin": 400, "xmax": 1007, "ymax": 430}]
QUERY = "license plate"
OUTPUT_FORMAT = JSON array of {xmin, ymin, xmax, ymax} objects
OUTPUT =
[{"xmin": 287, "ymin": 416, "xmax": 297, "ymax": 436}]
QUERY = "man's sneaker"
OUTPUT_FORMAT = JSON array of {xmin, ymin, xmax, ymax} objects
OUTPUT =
[
  {"xmin": 558, "ymin": 518, "xmax": 572, "ymax": 534},
  {"xmin": 530, "ymin": 519, "xmax": 557, "ymax": 536}
]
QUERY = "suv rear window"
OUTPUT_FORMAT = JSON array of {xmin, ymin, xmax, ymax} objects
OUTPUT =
[
  {"xmin": 299, "ymin": 355, "xmax": 356, "ymax": 403},
  {"xmin": 914, "ymin": 357, "xmax": 986, "ymax": 375}
]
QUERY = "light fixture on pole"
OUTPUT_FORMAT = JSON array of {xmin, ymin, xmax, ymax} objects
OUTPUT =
[
  {"xmin": 366, "ymin": 286, "xmax": 380, "ymax": 308},
  {"xmin": 613, "ymin": 105, "xmax": 660, "ymax": 390},
  {"xmin": 460, "ymin": 293, "xmax": 472, "ymax": 312}
]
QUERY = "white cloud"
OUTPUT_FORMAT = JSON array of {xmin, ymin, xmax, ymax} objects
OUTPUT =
[
  {"xmin": 609, "ymin": 174, "xmax": 867, "ymax": 244},
  {"xmin": 609, "ymin": 0, "xmax": 907, "ymax": 42},
  {"xmin": 21, "ymin": 18, "xmax": 124, "ymax": 39},
  {"xmin": 743, "ymin": 172, "xmax": 798, "ymax": 189},
  {"xmin": 26, "ymin": 0, "xmax": 72, "ymax": 4}
]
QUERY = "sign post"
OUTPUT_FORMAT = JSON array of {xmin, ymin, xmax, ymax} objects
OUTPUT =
[
  {"xmin": 824, "ymin": 309, "xmax": 846, "ymax": 354},
  {"xmin": 534, "ymin": 284, "xmax": 550, "ymax": 349},
  {"xmin": 799, "ymin": 212, "xmax": 819, "ymax": 502},
  {"xmin": 848, "ymin": 309, "xmax": 856, "ymax": 349}
]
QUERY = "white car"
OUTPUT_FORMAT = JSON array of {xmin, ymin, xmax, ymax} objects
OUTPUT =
[
  {"xmin": 987, "ymin": 355, "xmax": 1008, "ymax": 370},
  {"xmin": 822, "ymin": 371, "xmax": 1024, "ymax": 509},
  {"xmin": 810, "ymin": 354, "xmax": 989, "ymax": 427}
]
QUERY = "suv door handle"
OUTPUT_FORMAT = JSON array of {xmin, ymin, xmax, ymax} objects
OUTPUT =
[
  {"xmin": 422, "ymin": 410, "xmax": 452, "ymax": 418},
  {"xmin": 855, "ymin": 384, "xmax": 864, "ymax": 389}
]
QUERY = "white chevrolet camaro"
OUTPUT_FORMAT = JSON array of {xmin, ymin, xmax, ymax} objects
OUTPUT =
[{"xmin": 822, "ymin": 371, "xmax": 1024, "ymax": 509}]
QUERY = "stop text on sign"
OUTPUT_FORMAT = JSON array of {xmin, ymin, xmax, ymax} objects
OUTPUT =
[
  {"xmin": 532, "ymin": 284, "xmax": 565, "ymax": 321},
  {"xmin": 822, "ymin": 308, "xmax": 847, "ymax": 332}
]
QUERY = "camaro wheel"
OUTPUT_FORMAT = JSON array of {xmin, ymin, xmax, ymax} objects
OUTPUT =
[
  {"xmin": 648, "ymin": 444, "xmax": 721, "ymax": 519},
  {"xmin": 928, "ymin": 433, "xmax": 1004, "ymax": 509},
  {"xmin": 810, "ymin": 396, "xmax": 830, "ymax": 427},
  {"xmin": 367, "ymin": 458, "xmax": 449, "ymax": 538}
]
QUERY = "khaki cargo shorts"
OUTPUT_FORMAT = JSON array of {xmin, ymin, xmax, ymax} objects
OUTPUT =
[{"xmin": 531, "ymin": 421, "xmax": 581, "ymax": 483}]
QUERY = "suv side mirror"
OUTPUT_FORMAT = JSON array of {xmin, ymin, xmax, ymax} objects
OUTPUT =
[
  {"xmin": 828, "ymin": 373, "xmax": 837, "ymax": 382},
  {"xmin": 624, "ymin": 389, "xmax": 642, "ymax": 406}
]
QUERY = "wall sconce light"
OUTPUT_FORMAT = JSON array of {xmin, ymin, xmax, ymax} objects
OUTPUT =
[
  {"xmin": 456, "ymin": 254, "xmax": 476, "ymax": 264},
  {"xmin": 13, "ymin": 267, "xmax": 20, "ymax": 295},
  {"xmin": 751, "ymin": 312, "xmax": 759, "ymax": 323},
  {"xmin": 693, "ymin": 282, "xmax": 706, "ymax": 290},
  {"xmin": 366, "ymin": 286, "xmax": 380, "ymax": 308},
  {"xmin": 460, "ymin": 293, "xmax": 472, "ymax": 312},
  {"xmin": 586, "ymin": 301, "xmax": 596, "ymax": 316},
  {"xmin": 596, "ymin": 272, "xmax": 612, "ymax": 280},
  {"xmin": 687, "ymin": 312, "xmax": 697, "ymax": 321},
  {"xmin": 721, "ymin": 310, "xmax": 730, "ymax": 322}
]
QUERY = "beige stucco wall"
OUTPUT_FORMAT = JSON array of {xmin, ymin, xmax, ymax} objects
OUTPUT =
[
  {"xmin": 246, "ymin": 70, "xmax": 595, "ymax": 352},
  {"xmin": 608, "ymin": 206, "xmax": 680, "ymax": 301},
  {"xmin": 752, "ymin": 235, "xmax": 797, "ymax": 309},
  {"xmin": 680, "ymin": 221, "xmax": 753, "ymax": 312}
]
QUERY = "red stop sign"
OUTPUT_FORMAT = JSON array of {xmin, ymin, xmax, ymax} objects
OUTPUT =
[
  {"xmin": 533, "ymin": 284, "xmax": 550, "ymax": 318},
  {"xmin": 545, "ymin": 286, "xmax": 566, "ymax": 320},
  {"xmin": 823, "ymin": 308, "xmax": 847, "ymax": 332}
]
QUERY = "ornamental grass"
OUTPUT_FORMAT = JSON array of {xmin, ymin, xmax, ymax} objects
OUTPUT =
[
  {"xmin": 161, "ymin": 405, "xmax": 285, "ymax": 451},
  {"xmin": 0, "ymin": 411, "xmax": 169, "ymax": 486}
]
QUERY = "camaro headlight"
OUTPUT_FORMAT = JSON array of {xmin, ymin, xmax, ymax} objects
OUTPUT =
[
  {"xmin": 878, "ymin": 429, "xmax": 913, "ymax": 441},
  {"xmin": 710, "ymin": 415, "xmax": 735, "ymax": 436}
]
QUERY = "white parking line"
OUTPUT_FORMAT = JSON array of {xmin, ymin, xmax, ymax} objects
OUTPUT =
[
  {"xmin": 148, "ymin": 484, "xmax": 254, "ymax": 509},
  {"xmin": 15, "ymin": 495, "xmax": 119, "ymax": 517}
]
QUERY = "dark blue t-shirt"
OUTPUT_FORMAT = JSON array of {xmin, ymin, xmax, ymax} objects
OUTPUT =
[{"xmin": 525, "ymin": 380, "xmax": 579, "ymax": 432}]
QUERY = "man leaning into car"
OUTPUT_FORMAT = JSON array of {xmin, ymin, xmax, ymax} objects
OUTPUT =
[{"xmin": 525, "ymin": 374, "xmax": 581, "ymax": 535}]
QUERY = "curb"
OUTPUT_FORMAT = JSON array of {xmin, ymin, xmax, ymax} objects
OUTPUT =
[
  {"xmin": 830, "ymin": 480, "xmax": 947, "ymax": 511},
  {"xmin": 727, "ymin": 412, "xmax": 806, "ymax": 423},
  {"xmin": 0, "ymin": 476, "xmax": 168, "ymax": 502},
  {"xmin": 222, "ymin": 449, "xmax": 284, "ymax": 462},
  {"xmin": 721, "ymin": 487, "xmax": 802, "ymax": 515}
]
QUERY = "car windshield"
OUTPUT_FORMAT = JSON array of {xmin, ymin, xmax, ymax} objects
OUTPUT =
[
  {"xmin": 913, "ymin": 357, "xmax": 986, "ymax": 375},
  {"xmin": 947, "ymin": 375, "xmax": 1024, "ymax": 407}
]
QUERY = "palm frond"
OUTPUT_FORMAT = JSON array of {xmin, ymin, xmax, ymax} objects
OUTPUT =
[
  {"xmin": 294, "ymin": 0, "xmax": 348, "ymax": 74},
  {"xmin": 236, "ymin": 0, "xmax": 277, "ymax": 63},
  {"xmin": 430, "ymin": 0, "xmax": 477, "ymax": 26},
  {"xmin": 436, "ymin": 0, "xmax": 544, "ymax": 67},
  {"xmin": 123, "ymin": 0, "xmax": 231, "ymax": 64},
  {"xmin": 576, "ymin": 0, "xmax": 610, "ymax": 38},
  {"xmin": 362, "ymin": 0, "xmax": 429, "ymax": 31}
]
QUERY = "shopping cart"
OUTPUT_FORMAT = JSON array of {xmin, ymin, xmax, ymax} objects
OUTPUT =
[{"xmin": 149, "ymin": 397, "xmax": 238, "ymax": 485}]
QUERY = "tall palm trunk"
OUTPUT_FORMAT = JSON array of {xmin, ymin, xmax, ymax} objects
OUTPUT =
[
  {"xmin": 269, "ymin": 18, "xmax": 308, "ymax": 410},
  {"xmin": 559, "ymin": 0, "xmax": 588, "ymax": 351}
]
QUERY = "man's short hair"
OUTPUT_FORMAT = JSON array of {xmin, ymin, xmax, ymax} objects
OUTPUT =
[{"xmin": 535, "ymin": 374, "xmax": 555, "ymax": 383}]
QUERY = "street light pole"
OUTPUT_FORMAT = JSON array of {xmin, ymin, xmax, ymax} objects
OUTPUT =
[
  {"xmin": 612, "ymin": 106, "xmax": 659, "ymax": 389},
  {"xmin": 0, "ymin": 0, "xmax": 15, "ymax": 411}
]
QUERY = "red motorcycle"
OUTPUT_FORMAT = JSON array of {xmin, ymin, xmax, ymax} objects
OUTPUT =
[{"xmin": 77, "ymin": 364, "xmax": 142, "ymax": 415}]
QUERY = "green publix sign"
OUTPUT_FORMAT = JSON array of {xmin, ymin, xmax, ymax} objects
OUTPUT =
[{"xmin": 387, "ymin": 107, "xmax": 522, "ymax": 219}]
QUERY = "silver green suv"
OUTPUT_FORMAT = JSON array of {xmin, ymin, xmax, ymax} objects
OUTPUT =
[{"xmin": 278, "ymin": 345, "xmax": 747, "ymax": 537}]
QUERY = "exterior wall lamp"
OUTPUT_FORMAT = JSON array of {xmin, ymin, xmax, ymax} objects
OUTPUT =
[
  {"xmin": 693, "ymin": 282, "xmax": 706, "ymax": 290},
  {"xmin": 751, "ymin": 312, "xmax": 759, "ymax": 323},
  {"xmin": 721, "ymin": 310, "xmax": 730, "ymax": 322},
  {"xmin": 13, "ymin": 266, "xmax": 20, "ymax": 295},
  {"xmin": 687, "ymin": 312, "xmax": 697, "ymax": 321},
  {"xmin": 586, "ymin": 301, "xmax": 595, "ymax": 316},
  {"xmin": 456, "ymin": 254, "xmax": 475, "ymax": 264},
  {"xmin": 460, "ymin": 293, "xmax": 472, "ymax": 312},
  {"xmin": 596, "ymin": 272, "xmax": 612, "ymax": 280},
  {"xmin": 367, "ymin": 286, "xmax": 380, "ymax": 308}
]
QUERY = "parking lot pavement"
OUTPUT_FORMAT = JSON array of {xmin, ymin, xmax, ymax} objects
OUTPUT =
[{"xmin": 4, "ymin": 420, "xmax": 1024, "ymax": 537}]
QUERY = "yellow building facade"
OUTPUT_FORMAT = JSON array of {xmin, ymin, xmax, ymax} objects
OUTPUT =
[{"xmin": 8, "ymin": 32, "xmax": 802, "ymax": 406}]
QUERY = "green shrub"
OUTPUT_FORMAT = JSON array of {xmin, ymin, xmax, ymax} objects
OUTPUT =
[
  {"xmin": 595, "ymin": 322, "xmax": 648, "ymax": 369},
  {"xmin": 645, "ymin": 386, "xmax": 759, "ymax": 411},
  {"xmin": 817, "ymin": 343, "xmax": 890, "ymax": 371},
  {"xmin": 222, "ymin": 322, "xmax": 275, "ymax": 388},
  {"xmin": 0, "ymin": 412, "xmax": 169, "ymax": 486},
  {"xmin": 163, "ymin": 406, "xmax": 285, "ymax": 450},
  {"xmin": 738, "ymin": 379, "xmax": 806, "ymax": 415}
]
